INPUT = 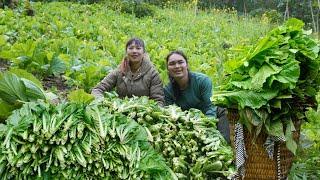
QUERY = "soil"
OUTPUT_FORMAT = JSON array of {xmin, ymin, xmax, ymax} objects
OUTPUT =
[
  {"xmin": 0, "ymin": 58, "xmax": 10, "ymax": 72},
  {"xmin": 42, "ymin": 75, "xmax": 70, "ymax": 98}
]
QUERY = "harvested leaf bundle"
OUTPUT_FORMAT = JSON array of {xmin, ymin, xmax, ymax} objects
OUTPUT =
[
  {"xmin": 0, "ymin": 100, "xmax": 174, "ymax": 179},
  {"xmin": 102, "ymin": 94, "xmax": 235, "ymax": 179},
  {"xmin": 213, "ymin": 18, "xmax": 320, "ymax": 154}
]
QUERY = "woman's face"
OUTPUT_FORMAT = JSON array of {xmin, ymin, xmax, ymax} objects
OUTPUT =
[
  {"xmin": 126, "ymin": 43, "xmax": 144, "ymax": 64},
  {"xmin": 167, "ymin": 53, "xmax": 188, "ymax": 80}
]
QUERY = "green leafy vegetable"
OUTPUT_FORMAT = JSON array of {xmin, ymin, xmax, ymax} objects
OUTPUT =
[
  {"xmin": 102, "ymin": 94, "xmax": 235, "ymax": 179},
  {"xmin": 213, "ymin": 18, "xmax": 320, "ymax": 154},
  {"xmin": 0, "ymin": 72, "xmax": 46, "ymax": 120},
  {"xmin": 67, "ymin": 89, "xmax": 94, "ymax": 104},
  {"xmin": 0, "ymin": 100, "xmax": 174, "ymax": 179}
]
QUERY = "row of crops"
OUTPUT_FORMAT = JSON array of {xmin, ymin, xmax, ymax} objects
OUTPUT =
[
  {"xmin": 0, "ymin": 1, "xmax": 320, "ymax": 179},
  {"xmin": 0, "ymin": 2, "xmax": 272, "ymax": 91}
]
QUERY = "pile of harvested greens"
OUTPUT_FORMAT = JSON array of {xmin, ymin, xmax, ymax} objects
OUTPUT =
[
  {"xmin": 213, "ymin": 18, "xmax": 320, "ymax": 154},
  {"xmin": 0, "ymin": 92, "xmax": 234, "ymax": 179},
  {"xmin": 102, "ymin": 94, "xmax": 234, "ymax": 179},
  {"xmin": 0, "ymin": 100, "xmax": 174, "ymax": 179}
]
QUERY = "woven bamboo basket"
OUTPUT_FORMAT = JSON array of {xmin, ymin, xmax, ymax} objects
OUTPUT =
[{"xmin": 228, "ymin": 109, "xmax": 301, "ymax": 180}]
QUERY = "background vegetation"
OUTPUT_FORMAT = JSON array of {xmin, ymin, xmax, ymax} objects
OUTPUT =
[{"xmin": 1, "ymin": 0, "xmax": 319, "ymax": 179}]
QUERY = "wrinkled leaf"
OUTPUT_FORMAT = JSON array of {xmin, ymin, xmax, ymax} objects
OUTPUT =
[
  {"xmin": 68, "ymin": 89, "xmax": 94, "ymax": 104},
  {"xmin": 213, "ymin": 90, "xmax": 278, "ymax": 109},
  {"xmin": 48, "ymin": 56, "xmax": 66, "ymax": 76},
  {"xmin": 267, "ymin": 120, "xmax": 284, "ymax": 138}
]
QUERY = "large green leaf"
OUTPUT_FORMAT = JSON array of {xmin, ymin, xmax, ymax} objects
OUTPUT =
[
  {"xmin": 247, "ymin": 35, "xmax": 279, "ymax": 63},
  {"xmin": 48, "ymin": 56, "xmax": 66, "ymax": 76},
  {"xmin": 224, "ymin": 35, "xmax": 279, "ymax": 73},
  {"xmin": 285, "ymin": 18, "xmax": 305, "ymax": 31},
  {"xmin": 231, "ymin": 78, "xmax": 252, "ymax": 90},
  {"xmin": 291, "ymin": 36, "xmax": 319, "ymax": 60},
  {"xmin": 285, "ymin": 120, "xmax": 297, "ymax": 155},
  {"xmin": 267, "ymin": 58, "xmax": 300, "ymax": 89},
  {"xmin": 9, "ymin": 68, "xmax": 43, "ymax": 89},
  {"xmin": 239, "ymin": 108, "xmax": 268, "ymax": 137},
  {"xmin": 266, "ymin": 120, "xmax": 285, "ymax": 138},
  {"xmin": 0, "ymin": 98, "xmax": 15, "ymax": 121},
  {"xmin": 300, "ymin": 41, "xmax": 319, "ymax": 60},
  {"xmin": 68, "ymin": 89, "xmax": 94, "ymax": 104},
  {"xmin": 11, "ymin": 40, "xmax": 36, "ymax": 59},
  {"xmin": 0, "ymin": 72, "xmax": 46, "ymax": 104},
  {"xmin": 213, "ymin": 89, "xmax": 278, "ymax": 109},
  {"xmin": 232, "ymin": 63, "xmax": 282, "ymax": 90},
  {"xmin": 21, "ymin": 78, "xmax": 46, "ymax": 101},
  {"xmin": 251, "ymin": 63, "xmax": 282, "ymax": 89},
  {"xmin": 0, "ymin": 72, "xmax": 28, "ymax": 103}
]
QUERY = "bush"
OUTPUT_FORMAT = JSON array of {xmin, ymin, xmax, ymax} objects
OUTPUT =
[
  {"xmin": 120, "ymin": 1, "xmax": 155, "ymax": 18},
  {"xmin": 261, "ymin": 10, "xmax": 282, "ymax": 23}
]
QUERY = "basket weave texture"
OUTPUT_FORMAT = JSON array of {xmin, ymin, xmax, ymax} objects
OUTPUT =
[{"xmin": 228, "ymin": 109, "xmax": 301, "ymax": 180}]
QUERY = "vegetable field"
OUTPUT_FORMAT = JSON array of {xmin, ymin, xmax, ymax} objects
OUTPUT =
[
  {"xmin": 0, "ymin": 2, "xmax": 272, "ymax": 91},
  {"xmin": 1, "ymin": 1, "xmax": 320, "ymax": 179}
]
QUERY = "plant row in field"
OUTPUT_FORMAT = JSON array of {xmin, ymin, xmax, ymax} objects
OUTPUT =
[{"xmin": 0, "ymin": 2, "xmax": 272, "ymax": 92}]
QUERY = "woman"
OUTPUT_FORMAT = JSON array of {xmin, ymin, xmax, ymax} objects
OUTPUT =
[
  {"xmin": 91, "ymin": 38, "xmax": 164, "ymax": 106},
  {"xmin": 164, "ymin": 50, "xmax": 230, "ymax": 143}
]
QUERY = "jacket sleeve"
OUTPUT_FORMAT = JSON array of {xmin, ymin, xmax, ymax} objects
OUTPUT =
[
  {"xmin": 91, "ymin": 70, "xmax": 118, "ymax": 99},
  {"xmin": 149, "ymin": 68, "xmax": 165, "ymax": 106},
  {"xmin": 200, "ymin": 76, "xmax": 217, "ymax": 117}
]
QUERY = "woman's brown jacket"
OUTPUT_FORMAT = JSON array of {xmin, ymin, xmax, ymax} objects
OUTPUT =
[{"xmin": 91, "ymin": 55, "xmax": 164, "ymax": 106}]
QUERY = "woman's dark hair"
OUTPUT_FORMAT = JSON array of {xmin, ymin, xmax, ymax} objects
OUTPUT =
[
  {"xmin": 166, "ymin": 50, "xmax": 188, "ymax": 64},
  {"xmin": 166, "ymin": 50, "xmax": 190, "ymax": 100},
  {"xmin": 125, "ymin": 37, "xmax": 145, "ymax": 52}
]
